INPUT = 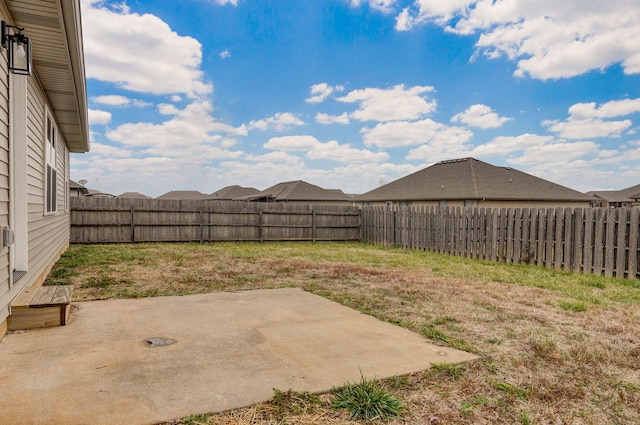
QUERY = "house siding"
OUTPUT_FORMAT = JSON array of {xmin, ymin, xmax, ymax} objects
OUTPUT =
[
  {"xmin": 0, "ymin": 30, "xmax": 8, "ymax": 326},
  {"xmin": 0, "ymin": 56, "xmax": 70, "ymax": 330}
]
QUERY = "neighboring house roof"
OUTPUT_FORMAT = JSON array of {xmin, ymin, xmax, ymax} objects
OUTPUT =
[
  {"xmin": 69, "ymin": 179, "xmax": 89, "ymax": 195},
  {"xmin": 5, "ymin": 0, "xmax": 89, "ymax": 153},
  {"xmin": 244, "ymin": 180, "xmax": 353, "ymax": 202},
  {"xmin": 209, "ymin": 185, "xmax": 260, "ymax": 200},
  {"xmin": 587, "ymin": 184, "xmax": 640, "ymax": 203},
  {"xmin": 118, "ymin": 192, "xmax": 151, "ymax": 199},
  {"xmin": 358, "ymin": 158, "xmax": 593, "ymax": 202},
  {"xmin": 156, "ymin": 190, "xmax": 209, "ymax": 200},
  {"xmin": 86, "ymin": 189, "xmax": 115, "ymax": 198}
]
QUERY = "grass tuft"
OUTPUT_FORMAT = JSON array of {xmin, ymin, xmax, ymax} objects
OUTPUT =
[
  {"xmin": 420, "ymin": 324, "xmax": 475, "ymax": 353},
  {"xmin": 332, "ymin": 373, "xmax": 406, "ymax": 421},
  {"xmin": 558, "ymin": 300, "xmax": 589, "ymax": 312},
  {"xmin": 493, "ymin": 381, "xmax": 528, "ymax": 401},
  {"xmin": 427, "ymin": 362, "xmax": 467, "ymax": 380}
]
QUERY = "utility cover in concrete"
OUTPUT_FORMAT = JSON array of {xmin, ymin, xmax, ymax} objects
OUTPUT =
[{"xmin": 0, "ymin": 288, "xmax": 476, "ymax": 425}]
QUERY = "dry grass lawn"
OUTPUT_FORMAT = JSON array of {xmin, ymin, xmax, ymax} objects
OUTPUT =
[{"xmin": 47, "ymin": 242, "xmax": 640, "ymax": 424}]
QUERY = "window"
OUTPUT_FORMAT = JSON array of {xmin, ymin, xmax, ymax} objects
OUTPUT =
[
  {"xmin": 464, "ymin": 200, "xmax": 474, "ymax": 208},
  {"xmin": 45, "ymin": 115, "xmax": 57, "ymax": 213}
]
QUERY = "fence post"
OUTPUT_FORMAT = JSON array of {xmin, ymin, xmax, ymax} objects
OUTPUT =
[
  {"xmin": 615, "ymin": 209, "xmax": 628, "ymax": 278},
  {"xmin": 629, "ymin": 208, "xmax": 639, "ymax": 279},
  {"xmin": 572, "ymin": 208, "xmax": 584, "ymax": 273},
  {"xmin": 258, "ymin": 207, "xmax": 264, "ymax": 243},
  {"xmin": 312, "ymin": 208, "xmax": 316, "ymax": 243},
  {"xmin": 130, "ymin": 204, "xmax": 135, "ymax": 243},
  {"xmin": 604, "ymin": 208, "xmax": 616, "ymax": 277}
]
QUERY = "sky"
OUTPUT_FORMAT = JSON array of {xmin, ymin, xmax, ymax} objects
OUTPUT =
[{"xmin": 75, "ymin": 0, "xmax": 640, "ymax": 198}]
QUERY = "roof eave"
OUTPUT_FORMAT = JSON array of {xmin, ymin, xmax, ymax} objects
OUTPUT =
[{"xmin": 6, "ymin": 0, "xmax": 90, "ymax": 153}]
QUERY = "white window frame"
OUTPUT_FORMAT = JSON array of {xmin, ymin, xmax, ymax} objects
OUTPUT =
[{"xmin": 45, "ymin": 112, "xmax": 58, "ymax": 214}]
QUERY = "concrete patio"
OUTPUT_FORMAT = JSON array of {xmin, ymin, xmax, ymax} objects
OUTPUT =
[{"xmin": 0, "ymin": 288, "xmax": 476, "ymax": 424}]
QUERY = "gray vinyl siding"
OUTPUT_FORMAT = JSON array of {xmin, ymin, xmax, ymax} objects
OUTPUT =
[
  {"xmin": 0, "ymin": 34, "xmax": 9, "ymax": 321},
  {"xmin": 25, "ymin": 78, "xmax": 69, "ymax": 281},
  {"xmin": 0, "ymin": 64, "xmax": 70, "ymax": 325}
]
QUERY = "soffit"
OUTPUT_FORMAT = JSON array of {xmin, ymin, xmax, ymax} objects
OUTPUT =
[{"xmin": 5, "ymin": 0, "xmax": 89, "ymax": 153}]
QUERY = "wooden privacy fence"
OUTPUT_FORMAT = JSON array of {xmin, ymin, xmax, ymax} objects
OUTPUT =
[
  {"xmin": 70, "ymin": 197, "xmax": 361, "ymax": 243},
  {"xmin": 361, "ymin": 206, "xmax": 640, "ymax": 279}
]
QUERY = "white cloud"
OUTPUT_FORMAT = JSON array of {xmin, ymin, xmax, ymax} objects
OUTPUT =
[
  {"xmin": 307, "ymin": 140, "xmax": 389, "ymax": 163},
  {"xmin": 507, "ymin": 141, "xmax": 600, "ymax": 166},
  {"xmin": 451, "ymin": 104, "xmax": 512, "ymax": 129},
  {"xmin": 305, "ymin": 83, "xmax": 344, "ymax": 103},
  {"xmin": 81, "ymin": 0, "xmax": 212, "ymax": 97},
  {"xmin": 248, "ymin": 112, "xmax": 306, "ymax": 132},
  {"xmin": 89, "ymin": 142, "xmax": 133, "ymax": 157},
  {"xmin": 406, "ymin": 142, "xmax": 472, "ymax": 162},
  {"xmin": 395, "ymin": 0, "xmax": 640, "ymax": 80},
  {"xmin": 543, "ymin": 98, "xmax": 640, "ymax": 139},
  {"xmin": 264, "ymin": 136, "xmax": 318, "ymax": 151},
  {"xmin": 337, "ymin": 84, "xmax": 436, "ymax": 122},
  {"xmin": 264, "ymin": 135, "xmax": 388, "ymax": 163},
  {"xmin": 349, "ymin": 0, "xmax": 398, "ymax": 14},
  {"xmin": 315, "ymin": 112, "xmax": 350, "ymax": 125},
  {"xmin": 107, "ymin": 101, "xmax": 247, "ymax": 152},
  {"xmin": 471, "ymin": 134, "xmax": 554, "ymax": 157},
  {"xmin": 245, "ymin": 151, "xmax": 304, "ymax": 164},
  {"xmin": 362, "ymin": 118, "xmax": 473, "ymax": 148},
  {"xmin": 91, "ymin": 95, "xmax": 151, "ymax": 108},
  {"xmin": 92, "ymin": 95, "xmax": 130, "ymax": 106},
  {"xmin": 220, "ymin": 49, "xmax": 231, "ymax": 59},
  {"xmin": 567, "ymin": 98, "xmax": 640, "ymax": 119},
  {"xmin": 88, "ymin": 109, "xmax": 112, "ymax": 125},
  {"xmin": 544, "ymin": 118, "xmax": 632, "ymax": 139}
]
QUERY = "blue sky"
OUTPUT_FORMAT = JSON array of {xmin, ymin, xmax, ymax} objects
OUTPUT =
[{"xmin": 76, "ymin": 0, "xmax": 640, "ymax": 197}]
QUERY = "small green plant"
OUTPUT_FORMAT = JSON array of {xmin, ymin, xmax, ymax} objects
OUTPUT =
[
  {"xmin": 427, "ymin": 362, "xmax": 466, "ymax": 380},
  {"xmin": 420, "ymin": 324, "xmax": 475, "ymax": 353},
  {"xmin": 493, "ymin": 381, "xmax": 528, "ymax": 401},
  {"xmin": 460, "ymin": 396, "xmax": 491, "ymax": 417},
  {"xmin": 433, "ymin": 315, "xmax": 458, "ymax": 325},
  {"xmin": 332, "ymin": 373, "xmax": 406, "ymax": 421},
  {"xmin": 181, "ymin": 413, "xmax": 211, "ymax": 425}
]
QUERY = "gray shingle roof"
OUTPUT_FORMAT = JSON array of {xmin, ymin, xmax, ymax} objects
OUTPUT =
[
  {"xmin": 246, "ymin": 180, "xmax": 352, "ymax": 202},
  {"xmin": 155, "ymin": 191, "xmax": 209, "ymax": 200},
  {"xmin": 118, "ymin": 192, "xmax": 151, "ymax": 199},
  {"xmin": 209, "ymin": 185, "xmax": 260, "ymax": 200},
  {"xmin": 358, "ymin": 158, "xmax": 593, "ymax": 202},
  {"xmin": 587, "ymin": 184, "xmax": 640, "ymax": 202}
]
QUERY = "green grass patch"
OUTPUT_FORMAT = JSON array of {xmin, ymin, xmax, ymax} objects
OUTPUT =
[
  {"xmin": 181, "ymin": 413, "xmax": 211, "ymax": 425},
  {"xmin": 493, "ymin": 381, "xmax": 528, "ymax": 401},
  {"xmin": 420, "ymin": 324, "xmax": 475, "ymax": 353},
  {"xmin": 332, "ymin": 374, "xmax": 407, "ymax": 421},
  {"xmin": 558, "ymin": 300, "xmax": 589, "ymax": 312},
  {"xmin": 427, "ymin": 362, "xmax": 467, "ymax": 380}
]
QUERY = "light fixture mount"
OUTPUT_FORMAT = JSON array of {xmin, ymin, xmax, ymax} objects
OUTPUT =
[{"xmin": 1, "ymin": 20, "xmax": 32, "ymax": 75}]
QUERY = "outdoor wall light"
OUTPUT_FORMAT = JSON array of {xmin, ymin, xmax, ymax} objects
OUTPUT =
[{"xmin": 1, "ymin": 21, "xmax": 32, "ymax": 75}]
